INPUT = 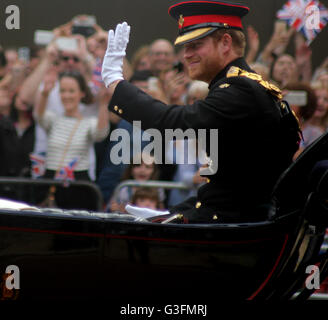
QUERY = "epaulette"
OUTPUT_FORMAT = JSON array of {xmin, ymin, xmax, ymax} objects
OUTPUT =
[{"xmin": 226, "ymin": 66, "xmax": 283, "ymax": 100}]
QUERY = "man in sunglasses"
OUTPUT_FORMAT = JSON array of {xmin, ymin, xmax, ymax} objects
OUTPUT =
[{"xmin": 58, "ymin": 52, "xmax": 81, "ymax": 71}]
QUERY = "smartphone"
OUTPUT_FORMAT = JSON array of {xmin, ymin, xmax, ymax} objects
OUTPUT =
[
  {"xmin": 18, "ymin": 47, "xmax": 30, "ymax": 63},
  {"xmin": 72, "ymin": 25, "xmax": 96, "ymax": 38},
  {"xmin": 173, "ymin": 61, "xmax": 184, "ymax": 73},
  {"xmin": 274, "ymin": 20, "xmax": 287, "ymax": 35},
  {"xmin": 284, "ymin": 91, "xmax": 308, "ymax": 107},
  {"xmin": 72, "ymin": 15, "xmax": 96, "ymax": 38},
  {"xmin": 148, "ymin": 77, "xmax": 159, "ymax": 91},
  {"xmin": 55, "ymin": 37, "xmax": 78, "ymax": 52},
  {"xmin": 34, "ymin": 30, "xmax": 54, "ymax": 46}
]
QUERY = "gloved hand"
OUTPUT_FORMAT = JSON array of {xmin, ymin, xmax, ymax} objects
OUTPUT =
[
  {"xmin": 125, "ymin": 205, "xmax": 170, "ymax": 219},
  {"xmin": 101, "ymin": 22, "xmax": 131, "ymax": 87}
]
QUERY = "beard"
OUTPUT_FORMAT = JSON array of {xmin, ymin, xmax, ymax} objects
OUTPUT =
[{"xmin": 187, "ymin": 58, "xmax": 223, "ymax": 83}]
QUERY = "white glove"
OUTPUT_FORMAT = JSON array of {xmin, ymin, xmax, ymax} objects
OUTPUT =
[
  {"xmin": 125, "ymin": 205, "xmax": 170, "ymax": 219},
  {"xmin": 101, "ymin": 21, "xmax": 131, "ymax": 87}
]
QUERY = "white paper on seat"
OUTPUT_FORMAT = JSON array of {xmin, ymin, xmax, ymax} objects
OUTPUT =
[
  {"xmin": 0, "ymin": 198, "xmax": 41, "ymax": 211},
  {"xmin": 125, "ymin": 205, "xmax": 169, "ymax": 219}
]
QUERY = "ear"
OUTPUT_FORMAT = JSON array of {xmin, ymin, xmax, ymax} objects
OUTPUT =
[{"xmin": 221, "ymin": 33, "xmax": 233, "ymax": 51}]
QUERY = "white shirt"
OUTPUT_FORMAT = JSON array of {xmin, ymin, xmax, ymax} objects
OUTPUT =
[
  {"xmin": 36, "ymin": 110, "xmax": 109, "ymax": 172},
  {"xmin": 34, "ymin": 81, "xmax": 99, "ymax": 179}
]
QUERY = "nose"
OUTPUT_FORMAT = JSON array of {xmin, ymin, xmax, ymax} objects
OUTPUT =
[
  {"xmin": 184, "ymin": 47, "xmax": 193, "ymax": 60},
  {"xmin": 183, "ymin": 49, "xmax": 191, "ymax": 60}
]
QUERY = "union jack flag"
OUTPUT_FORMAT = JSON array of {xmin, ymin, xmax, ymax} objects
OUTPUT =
[
  {"xmin": 29, "ymin": 152, "xmax": 46, "ymax": 179},
  {"xmin": 277, "ymin": 0, "xmax": 328, "ymax": 44},
  {"xmin": 55, "ymin": 157, "xmax": 79, "ymax": 182}
]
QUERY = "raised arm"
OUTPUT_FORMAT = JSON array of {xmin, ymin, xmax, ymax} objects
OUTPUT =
[
  {"xmin": 97, "ymin": 85, "xmax": 111, "ymax": 131},
  {"xmin": 245, "ymin": 25, "xmax": 260, "ymax": 65},
  {"xmin": 34, "ymin": 68, "xmax": 57, "ymax": 119},
  {"xmin": 19, "ymin": 42, "xmax": 59, "ymax": 106}
]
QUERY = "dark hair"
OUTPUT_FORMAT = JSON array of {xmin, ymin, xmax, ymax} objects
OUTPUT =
[
  {"xmin": 0, "ymin": 48, "xmax": 7, "ymax": 68},
  {"xmin": 30, "ymin": 45, "xmax": 44, "ymax": 59},
  {"xmin": 121, "ymin": 153, "xmax": 159, "ymax": 181},
  {"xmin": 285, "ymin": 82, "xmax": 317, "ymax": 121},
  {"xmin": 59, "ymin": 71, "xmax": 93, "ymax": 104},
  {"xmin": 269, "ymin": 53, "xmax": 296, "ymax": 86},
  {"xmin": 131, "ymin": 187, "xmax": 160, "ymax": 207},
  {"xmin": 9, "ymin": 94, "xmax": 33, "ymax": 121},
  {"xmin": 129, "ymin": 70, "xmax": 154, "ymax": 83}
]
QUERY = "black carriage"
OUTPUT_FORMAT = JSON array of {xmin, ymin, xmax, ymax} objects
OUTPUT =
[{"xmin": 0, "ymin": 132, "xmax": 328, "ymax": 300}]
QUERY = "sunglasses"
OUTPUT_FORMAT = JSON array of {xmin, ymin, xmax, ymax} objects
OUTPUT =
[{"xmin": 60, "ymin": 56, "xmax": 80, "ymax": 63}]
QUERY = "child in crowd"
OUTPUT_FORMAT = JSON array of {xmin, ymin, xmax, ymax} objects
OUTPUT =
[
  {"xmin": 107, "ymin": 152, "xmax": 165, "ymax": 212},
  {"xmin": 131, "ymin": 187, "xmax": 161, "ymax": 210}
]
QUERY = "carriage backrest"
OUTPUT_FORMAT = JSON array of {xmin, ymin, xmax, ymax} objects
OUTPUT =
[{"xmin": 270, "ymin": 131, "xmax": 328, "ymax": 219}]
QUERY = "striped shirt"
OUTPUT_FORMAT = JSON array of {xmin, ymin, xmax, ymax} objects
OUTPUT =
[{"xmin": 36, "ymin": 110, "xmax": 109, "ymax": 171}]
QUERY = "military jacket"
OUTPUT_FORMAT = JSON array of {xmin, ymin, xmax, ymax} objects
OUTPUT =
[{"xmin": 108, "ymin": 57, "xmax": 299, "ymax": 222}]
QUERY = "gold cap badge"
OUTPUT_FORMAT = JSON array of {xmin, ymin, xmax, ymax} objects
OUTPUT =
[{"xmin": 179, "ymin": 15, "xmax": 184, "ymax": 28}]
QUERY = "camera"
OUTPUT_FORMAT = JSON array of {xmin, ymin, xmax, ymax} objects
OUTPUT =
[
  {"xmin": 71, "ymin": 15, "xmax": 96, "ymax": 38},
  {"xmin": 173, "ymin": 61, "xmax": 184, "ymax": 73},
  {"xmin": 284, "ymin": 91, "xmax": 308, "ymax": 107}
]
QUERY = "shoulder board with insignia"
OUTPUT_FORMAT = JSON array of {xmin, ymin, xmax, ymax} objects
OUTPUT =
[
  {"xmin": 226, "ymin": 66, "xmax": 282, "ymax": 100},
  {"xmin": 219, "ymin": 83, "xmax": 230, "ymax": 88}
]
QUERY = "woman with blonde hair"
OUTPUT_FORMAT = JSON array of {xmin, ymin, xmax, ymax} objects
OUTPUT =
[{"xmin": 307, "ymin": 81, "xmax": 328, "ymax": 132}]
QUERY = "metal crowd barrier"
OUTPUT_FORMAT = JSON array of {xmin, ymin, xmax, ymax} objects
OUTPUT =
[
  {"xmin": 111, "ymin": 179, "xmax": 191, "ymax": 200},
  {"xmin": 0, "ymin": 178, "xmax": 191, "ymax": 212},
  {"xmin": 0, "ymin": 177, "xmax": 104, "ymax": 211}
]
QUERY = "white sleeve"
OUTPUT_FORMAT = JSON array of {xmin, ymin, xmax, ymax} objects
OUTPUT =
[
  {"xmin": 88, "ymin": 117, "xmax": 110, "ymax": 142},
  {"xmin": 35, "ymin": 110, "xmax": 57, "ymax": 133}
]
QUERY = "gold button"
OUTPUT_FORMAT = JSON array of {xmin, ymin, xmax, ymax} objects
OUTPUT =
[
  {"xmin": 114, "ymin": 105, "xmax": 118, "ymax": 111},
  {"xmin": 213, "ymin": 214, "xmax": 218, "ymax": 220},
  {"xmin": 195, "ymin": 201, "xmax": 201, "ymax": 209},
  {"xmin": 118, "ymin": 109, "xmax": 123, "ymax": 114},
  {"xmin": 206, "ymin": 178, "xmax": 210, "ymax": 183}
]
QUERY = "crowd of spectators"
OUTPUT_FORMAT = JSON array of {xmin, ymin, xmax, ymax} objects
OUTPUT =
[{"xmin": 0, "ymin": 15, "xmax": 328, "ymax": 215}]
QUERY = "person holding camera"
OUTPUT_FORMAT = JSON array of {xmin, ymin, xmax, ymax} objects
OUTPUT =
[{"xmin": 18, "ymin": 18, "xmax": 106, "ymax": 180}]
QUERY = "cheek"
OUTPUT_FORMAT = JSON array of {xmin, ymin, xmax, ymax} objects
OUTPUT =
[
  {"xmin": 146, "ymin": 168, "xmax": 154, "ymax": 176},
  {"xmin": 78, "ymin": 92, "xmax": 85, "ymax": 101},
  {"xmin": 132, "ymin": 167, "xmax": 141, "ymax": 177}
]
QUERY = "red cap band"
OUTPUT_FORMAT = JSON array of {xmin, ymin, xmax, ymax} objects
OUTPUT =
[{"xmin": 179, "ymin": 14, "xmax": 243, "ymax": 29}]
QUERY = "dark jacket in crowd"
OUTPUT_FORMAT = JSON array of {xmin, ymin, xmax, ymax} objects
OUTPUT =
[{"xmin": 0, "ymin": 115, "xmax": 35, "ymax": 199}]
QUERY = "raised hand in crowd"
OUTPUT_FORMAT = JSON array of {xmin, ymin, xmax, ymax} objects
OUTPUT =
[
  {"xmin": 260, "ymin": 21, "xmax": 295, "ymax": 67},
  {"xmin": 53, "ymin": 20, "xmax": 73, "ymax": 38},
  {"xmin": 18, "ymin": 41, "xmax": 59, "ymax": 106},
  {"xmin": 71, "ymin": 33, "xmax": 95, "ymax": 80},
  {"xmin": 294, "ymin": 32, "xmax": 312, "ymax": 83},
  {"xmin": 95, "ymin": 84, "xmax": 111, "ymax": 132},
  {"xmin": 245, "ymin": 25, "xmax": 260, "ymax": 64},
  {"xmin": 35, "ymin": 67, "xmax": 57, "ymax": 118},
  {"xmin": 163, "ymin": 69, "xmax": 190, "ymax": 104},
  {"xmin": 0, "ymin": 61, "xmax": 29, "ymax": 98},
  {"xmin": 87, "ymin": 24, "xmax": 108, "ymax": 59}
]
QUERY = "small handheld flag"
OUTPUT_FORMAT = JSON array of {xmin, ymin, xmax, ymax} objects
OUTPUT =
[
  {"xmin": 29, "ymin": 152, "xmax": 46, "ymax": 179},
  {"xmin": 55, "ymin": 157, "xmax": 79, "ymax": 183},
  {"xmin": 277, "ymin": 0, "xmax": 328, "ymax": 44}
]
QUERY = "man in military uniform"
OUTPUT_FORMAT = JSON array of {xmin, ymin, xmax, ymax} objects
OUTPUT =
[{"xmin": 101, "ymin": 0, "xmax": 300, "ymax": 223}]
